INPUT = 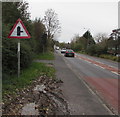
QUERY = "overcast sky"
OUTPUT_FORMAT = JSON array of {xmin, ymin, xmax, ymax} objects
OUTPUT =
[{"xmin": 28, "ymin": 0, "xmax": 118, "ymax": 43}]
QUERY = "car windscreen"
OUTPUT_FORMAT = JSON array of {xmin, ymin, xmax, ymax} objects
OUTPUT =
[{"xmin": 66, "ymin": 50, "xmax": 74, "ymax": 52}]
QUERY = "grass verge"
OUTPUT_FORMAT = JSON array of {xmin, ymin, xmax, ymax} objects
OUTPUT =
[
  {"xmin": 34, "ymin": 52, "xmax": 54, "ymax": 60},
  {"xmin": 3, "ymin": 62, "xmax": 55, "ymax": 101},
  {"xmin": 99, "ymin": 54, "xmax": 120, "ymax": 62}
]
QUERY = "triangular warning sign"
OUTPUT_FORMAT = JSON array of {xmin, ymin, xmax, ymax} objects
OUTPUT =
[{"xmin": 8, "ymin": 18, "xmax": 31, "ymax": 39}]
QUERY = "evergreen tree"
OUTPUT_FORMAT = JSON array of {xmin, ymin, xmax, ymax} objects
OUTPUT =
[{"xmin": 83, "ymin": 30, "xmax": 95, "ymax": 49}]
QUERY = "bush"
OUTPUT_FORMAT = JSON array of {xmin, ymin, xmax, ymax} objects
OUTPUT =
[
  {"xmin": 99, "ymin": 54, "xmax": 119, "ymax": 62},
  {"xmin": 2, "ymin": 39, "xmax": 33, "ymax": 79},
  {"xmin": 20, "ymin": 42, "xmax": 33, "ymax": 69},
  {"xmin": 86, "ymin": 45, "xmax": 96, "ymax": 56},
  {"xmin": 2, "ymin": 38, "xmax": 18, "ymax": 77},
  {"xmin": 86, "ymin": 45, "xmax": 107, "ymax": 56}
]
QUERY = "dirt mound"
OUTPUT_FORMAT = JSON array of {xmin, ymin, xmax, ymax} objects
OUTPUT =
[{"xmin": 2, "ymin": 75, "xmax": 69, "ymax": 116}]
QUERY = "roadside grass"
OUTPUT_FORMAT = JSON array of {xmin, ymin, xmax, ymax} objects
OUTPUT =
[
  {"xmin": 99, "ymin": 54, "xmax": 120, "ymax": 62},
  {"xmin": 3, "ymin": 62, "xmax": 55, "ymax": 102},
  {"xmin": 34, "ymin": 52, "xmax": 54, "ymax": 60}
]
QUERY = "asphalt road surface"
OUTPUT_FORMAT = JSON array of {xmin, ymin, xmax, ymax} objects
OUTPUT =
[{"xmin": 54, "ymin": 50, "xmax": 119, "ymax": 115}]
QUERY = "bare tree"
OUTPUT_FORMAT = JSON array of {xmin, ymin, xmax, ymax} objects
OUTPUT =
[
  {"xmin": 95, "ymin": 33, "xmax": 108, "ymax": 43},
  {"xmin": 43, "ymin": 9, "xmax": 61, "ymax": 40}
]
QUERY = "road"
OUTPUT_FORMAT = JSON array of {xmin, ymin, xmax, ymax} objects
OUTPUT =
[{"xmin": 54, "ymin": 50, "xmax": 119, "ymax": 115}]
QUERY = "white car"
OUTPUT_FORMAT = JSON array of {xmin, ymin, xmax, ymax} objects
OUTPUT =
[{"xmin": 61, "ymin": 48, "xmax": 66, "ymax": 53}]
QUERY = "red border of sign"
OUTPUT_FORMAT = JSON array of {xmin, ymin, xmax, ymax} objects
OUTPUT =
[{"xmin": 8, "ymin": 18, "xmax": 31, "ymax": 39}]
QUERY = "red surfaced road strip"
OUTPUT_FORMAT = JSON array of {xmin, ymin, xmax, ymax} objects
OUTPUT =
[
  {"xmin": 75, "ymin": 55, "xmax": 120, "ymax": 74},
  {"xmin": 84, "ymin": 76, "xmax": 118, "ymax": 112},
  {"xmin": 75, "ymin": 54, "xmax": 119, "ymax": 113}
]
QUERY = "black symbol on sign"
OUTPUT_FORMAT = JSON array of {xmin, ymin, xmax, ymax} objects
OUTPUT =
[{"xmin": 17, "ymin": 26, "xmax": 23, "ymax": 36}]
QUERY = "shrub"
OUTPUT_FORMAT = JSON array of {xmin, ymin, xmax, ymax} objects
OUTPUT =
[
  {"xmin": 86, "ymin": 44, "xmax": 107, "ymax": 56},
  {"xmin": 99, "ymin": 54, "xmax": 119, "ymax": 62},
  {"xmin": 20, "ymin": 42, "xmax": 33, "ymax": 69},
  {"xmin": 2, "ymin": 38, "xmax": 18, "ymax": 77}
]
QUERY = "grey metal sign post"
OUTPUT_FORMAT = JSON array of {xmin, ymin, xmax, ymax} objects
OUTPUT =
[{"xmin": 18, "ymin": 40, "xmax": 20, "ymax": 77}]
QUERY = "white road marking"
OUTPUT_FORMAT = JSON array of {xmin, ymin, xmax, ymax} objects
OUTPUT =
[
  {"xmin": 78, "ymin": 74, "xmax": 114, "ymax": 115},
  {"xmin": 95, "ymin": 61, "xmax": 104, "ymax": 64},
  {"xmin": 102, "ymin": 104, "xmax": 115, "ymax": 115},
  {"xmin": 77, "ymin": 55, "xmax": 120, "ymax": 75},
  {"xmin": 92, "ymin": 60, "xmax": 118, "ymax": 70},
  {"xmin": 86, "ymin": 61, "xmax": 91, "ymax": 64},
  {"xmin": 93, "ymin": 61, "xmax": 118, "ymax": 69},
  {"xmin": 111, "ymin": 71, "xmax": 119, "ymax": 76},
  {"xmin": 98, "ymin": 66, "xmax": 105, "ymax": 69},
  {"xmin": 94, "ymin": 64, "xmax": 100, "ymax": 67},
  {"xmin": 109, "ymin": 65, "xmax": 118, "ymax": 69},
  {"xmin": 92, "ymin": 63, "xmax": 105, "ymax": 69}
]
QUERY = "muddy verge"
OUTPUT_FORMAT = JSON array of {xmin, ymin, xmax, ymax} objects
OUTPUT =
[{"xmin": 2, "ymin": 75, "xmax": 70, "ymax": 116}]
